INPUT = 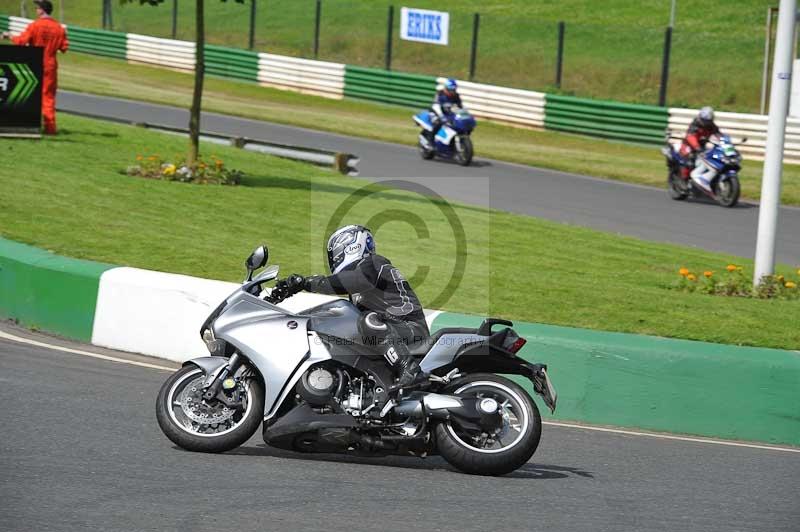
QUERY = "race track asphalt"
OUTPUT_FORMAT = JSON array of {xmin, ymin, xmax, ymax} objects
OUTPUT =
[
  {"xmin": 1, "ymin": 325, "xmax": 798, "ymax": 532},
  {"xmin": 58, "ymin": 91, "xmax": 800, "ymax": 265}
]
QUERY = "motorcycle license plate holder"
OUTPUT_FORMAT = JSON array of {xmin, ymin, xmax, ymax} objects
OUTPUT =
[{"xmin": 531, "ymin": 365, "xmax": 557, "ymax": 414}]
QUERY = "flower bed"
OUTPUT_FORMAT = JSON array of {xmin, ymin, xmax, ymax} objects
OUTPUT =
[
  {"xmin": 126, "ymin": 154, "xmax": 242, "ymax": 185},
  {"xmin": 674, "ymin": 264, "xmax": 799, "ymax": 300}
]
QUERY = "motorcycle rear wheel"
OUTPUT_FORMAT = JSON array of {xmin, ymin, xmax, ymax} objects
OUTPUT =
[
  {"xmin": 714, "ymin": 176, "xmax": 740, "ymax": 208},
  {"xmin": 155, "ymin": 365, "xmax": 264, "ymax": 453},
  {"xmin": 435, "ymin": 373, "xmax": 541, "ymax": 476},
  {"xmin": 667, "ymin": 168, "xmax": 689, "ymax": 200},
  {"xmin": 419, "ymin": 136, "xmax": 435, "ymax": 160}
]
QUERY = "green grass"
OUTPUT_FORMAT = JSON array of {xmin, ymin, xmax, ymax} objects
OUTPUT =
[
  {"xmin": 0, "ymin": 114, "xmax": 797, "ymax": 350},
  {"xmin": 1, "ymin": 0, "xmax": 770, "ymax": 111},
  {"xmin": 57, "ymin": 52, "xmax": 800, "ymax": 206}
]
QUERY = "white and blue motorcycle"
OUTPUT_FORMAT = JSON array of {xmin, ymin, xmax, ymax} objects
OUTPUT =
[
  {"xmin": 156, "ymin": 245, "xmax": 557, "ymax": 476},
  {"xmin": 662, "ymin": 133, "xmax": 744, "ymax": 207},
  {"xmin": 413, "ymin": 107, "xmax": 477, "ymax": 166}
]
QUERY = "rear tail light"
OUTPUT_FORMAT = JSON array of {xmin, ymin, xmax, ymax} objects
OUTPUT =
[{"xmin": 508, "ymin": 337, "xmax": 527, "ymax": 354}]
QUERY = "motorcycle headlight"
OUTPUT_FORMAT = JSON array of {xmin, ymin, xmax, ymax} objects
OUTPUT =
[{"xmin": 203, "ymin": 328, "xmax": 227, "ymax": 356}]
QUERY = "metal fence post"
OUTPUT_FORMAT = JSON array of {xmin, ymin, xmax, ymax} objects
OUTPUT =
[
  {"xmin": 469, "ymin": 13, "xmax": 480, "ymax": 81},
  {"xmin": 314, "ymin": 0, "xmax": 321, "ymax": 59},
  {"xmin": 102, "ymin": 0, "xmax": 110, "ymax": 30},
  {"xmin": 172, "ymin": 0, "xmax": 178, "ymax": 39},
  {"xmin": 555, "ymin": 21, "xmax": 565, "ymax": 88},
  {"xmin": 249, "ymin": 0, "xmax": 256, "ymax": 50},
  {"xmin": 385, "ymin": 5, "xmax": 394, "ymax": 71},
  {"xmin": 107, "ymin": 0, "xmax": 113, "ymax": 31},
  {"xmin": 658, "ymin": 26, "xmax": 673, "ymax": 106}
]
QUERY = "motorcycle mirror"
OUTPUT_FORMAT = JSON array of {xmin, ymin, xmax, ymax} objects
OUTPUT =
[{"xmin": 245, "ymin": 245, "xmax": 269, "ymax": 281}]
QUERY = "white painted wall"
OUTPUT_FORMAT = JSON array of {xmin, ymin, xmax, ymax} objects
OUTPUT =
[
  {"xmin": 91, "ymin": 267, "xmax": 239, "ymax": 362},
  {"xmin": 90, "ymin": 267, "xmax": 440, "ymax": 363}
]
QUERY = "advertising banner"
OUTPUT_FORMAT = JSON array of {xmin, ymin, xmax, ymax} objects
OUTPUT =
[
  {"xmin": 400, "ymin": 8, "xmax": 449, "ymax": 46},
  {"xmin": 0, "ymin": 44, "xmax": 43, "ymax": 135}
]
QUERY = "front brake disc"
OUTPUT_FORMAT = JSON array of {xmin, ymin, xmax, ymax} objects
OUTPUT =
[{"xmin": 179, "ymin": 377, "xmax": 236, "ymax": 425}]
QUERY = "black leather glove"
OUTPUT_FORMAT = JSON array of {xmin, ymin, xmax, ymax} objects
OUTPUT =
[
  {"xmin": 270, "ymin": 282, "xmax": 288, "ymax": 302},
  {"xmin": 285, "ymin": 274, "xmax": 305, "ymax": 294},
  {"xmin": 272, "ymin": 274, "xmax": 305, "ymax": 301}
]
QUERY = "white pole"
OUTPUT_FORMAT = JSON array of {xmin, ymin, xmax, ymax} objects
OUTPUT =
[
  {"xmin": 754, "ymin": 0, "xmax": 796, "ymax": 285},
  {"xmin": 761, "ymin": 8, "xmax": 773, "ymax": 115},
  {"xmin": 669, "ymin": 0, "xmax": 677, "ymax": 28}
]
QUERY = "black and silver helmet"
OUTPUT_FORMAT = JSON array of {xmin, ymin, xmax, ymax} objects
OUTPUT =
[
  {"xmin": 698, "ymin": 106, "xmax": 715, "ymax": 126},
  {"xmin": 327, "ymin": 225, "xmax": 375, "ymax": 274}
]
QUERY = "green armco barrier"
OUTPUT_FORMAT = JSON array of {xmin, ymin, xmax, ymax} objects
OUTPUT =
[
  {"xmin": 0, "ymin": 238, "xmax": 114, "ymax": 341},
  {"xmin": 205, "ymin": 44, "xmax": 258, "ymax": 82},
  {"xmin": 67, "ymin": 26, "xmax": 127, "ymax": 60},
  {"xmin": 0, "ymin": 15, "xmax": 9, "ymax": 33},
  {"xmin": 431, "ymin": 311, "xmax": 800, "ymax": 446},
  {"xmin": 545, "ymin": 93, "xmax": 668, "ymax": 144},
  {"xmin": 344, "ymin": 65, "xmax": 436, "ymax": 108}
]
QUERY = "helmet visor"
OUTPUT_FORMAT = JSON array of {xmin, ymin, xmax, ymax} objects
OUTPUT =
[{"xmin": 327, "ymin": 231, "xmax": 356, "ymax": 274}]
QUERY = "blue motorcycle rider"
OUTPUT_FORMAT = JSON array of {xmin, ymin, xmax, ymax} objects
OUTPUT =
[
  {"xmin": 424, "ymin": 78, "xmax": 463, "ymax": 146},
  {"xmin": 273, "ymin": 225, "xmax": 431, "ymax": 393}
]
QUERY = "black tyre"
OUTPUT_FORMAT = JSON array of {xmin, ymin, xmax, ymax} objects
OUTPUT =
[
  {"xmin": 155, "ymin": 364, "xmax": 265, "ymax": 453},
  {"xmin": 435, "ymin": 373, "xmax": 542, "ymax": 476},
  {"xmin": 419, "ymin": 136, "xmax": 435, "ymax": 160},
  {"xmin": 455, "ymin": 135, "xmax": 473, "ymax": 166},
  {"xmin": 668, "ymin": 168, "xmax": 688, "ymax": 200},
  {"xmin": 714, "ymin": 175, "xmax": 740, "ymax": 207}
]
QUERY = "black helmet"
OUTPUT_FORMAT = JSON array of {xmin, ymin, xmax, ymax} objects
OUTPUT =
[{"xmin": 326, "ymin": 225, "xmax": 375, "ymax": 274}]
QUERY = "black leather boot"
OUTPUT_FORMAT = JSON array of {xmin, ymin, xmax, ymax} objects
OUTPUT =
[{"xmin": 390, "ymin": 358, "xmax": 429, "ymax": 392}]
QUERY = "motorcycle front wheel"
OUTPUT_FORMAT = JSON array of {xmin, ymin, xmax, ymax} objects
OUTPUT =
[
  {"xmin": 714, "ymin": 175, "xmax": 740, "ymax": 207},
  {"xmin": 667, "ymin": 168, "xmax": 688, "ymax": 200},
  {"xmin": 454, "ymin": 135, "xmax": 474, "ymax": 166},
  {"xmin": 435, "ymin": 373, "xmax": 542, "ymax": 476},
  {"xmin": 155, "ymin": 365, "xmax": 264, "ymax": 453}
]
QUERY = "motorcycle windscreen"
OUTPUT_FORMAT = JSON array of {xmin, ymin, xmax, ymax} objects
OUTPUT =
[{"xmin": 453, "ymin": 114, "xmax": 476, "ymax": 132}]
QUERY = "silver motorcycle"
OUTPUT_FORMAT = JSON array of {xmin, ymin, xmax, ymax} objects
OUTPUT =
[{"xmin": 156, "ymin": 245, "xmax": 557, "ymax": 476}]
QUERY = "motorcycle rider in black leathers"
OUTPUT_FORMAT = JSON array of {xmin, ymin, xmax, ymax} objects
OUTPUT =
[{"xmin": 273, "ymin": 225, "xmax": 430, "ymax": 391}]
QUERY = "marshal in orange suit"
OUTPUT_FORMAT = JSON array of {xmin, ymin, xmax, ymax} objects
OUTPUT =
[{"xmin": 2, "ymin": 0, "xmax": 69, "ymax": 134}]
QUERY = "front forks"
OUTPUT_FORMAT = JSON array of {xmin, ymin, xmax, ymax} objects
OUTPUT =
[{"xmin": 202, "ymin": 352, "xmax": 243, "ymax": 401}]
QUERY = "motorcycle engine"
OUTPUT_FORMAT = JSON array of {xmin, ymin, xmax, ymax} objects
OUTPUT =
[{"xmin": 295, "ymin": 365, "xmax": 337, "ymax": 405}]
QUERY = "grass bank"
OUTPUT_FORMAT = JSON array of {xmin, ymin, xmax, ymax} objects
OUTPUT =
[
  {"xmin": 0, "ymin": 0, "xmax": 770, "ymax": 111},
  {"xmin": 1, "ymin": 114, "xmax": 797, "ymax": 349},
  {"xmin": 56, "ymin": 53, "xmax": 800, "ymax": 206}
]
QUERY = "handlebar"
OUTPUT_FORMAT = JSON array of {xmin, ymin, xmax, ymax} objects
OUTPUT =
[
  {"xmin": 265, "ymin": 288, "xmax": 286, "ymax": 304},
  {"xmin": 263, "ymin": 278, "xmax": 302, "ymax": 305}
]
